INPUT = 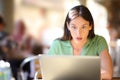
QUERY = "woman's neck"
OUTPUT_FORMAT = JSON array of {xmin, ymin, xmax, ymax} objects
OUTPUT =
[
  {"xmin": 71, "ymin": 39, "xmax": 88, "ymax": 49},
  {"xmin": 71, "ymin": 39, "xmax": 88, "ymax": 55}
]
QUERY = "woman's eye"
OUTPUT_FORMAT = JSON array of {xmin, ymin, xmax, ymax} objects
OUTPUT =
[
  {"xmin": 82, "ymin": 26, "xmax": 86, "ymax": 29},
  {"xmin": 71, "ymin": 26, "xmax": 77, "ymax": 29}
]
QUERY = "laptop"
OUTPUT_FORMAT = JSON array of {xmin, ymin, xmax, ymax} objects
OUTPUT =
[{"xmin": 40, "ymin": 56, "xmax": 100, "ymax": 80}]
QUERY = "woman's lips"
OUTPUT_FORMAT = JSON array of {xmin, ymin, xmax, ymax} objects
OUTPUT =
[{"xmin": 76, "ymin": 37, "xmax": 82, "ymax": 40}]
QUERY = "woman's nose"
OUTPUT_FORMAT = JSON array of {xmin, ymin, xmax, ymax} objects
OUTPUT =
[{"xmin": 76, "ymin": 29, "xmax": 82, "ymax": 35}]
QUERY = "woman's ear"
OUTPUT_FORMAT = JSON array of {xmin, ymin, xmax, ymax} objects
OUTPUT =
[{"xmin": 89, "ymin": 25, "xmax": 92, "ymax": 30}]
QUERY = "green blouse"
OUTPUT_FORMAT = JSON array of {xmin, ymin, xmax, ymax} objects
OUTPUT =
[{"xmin": 48, "ymin": 35, "xmax": 108, "ymax": 56}]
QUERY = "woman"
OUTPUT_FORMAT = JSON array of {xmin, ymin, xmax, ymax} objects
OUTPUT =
[{"xmin": 48, "ymin": 5, "xmax": 113, "ymax": 80}]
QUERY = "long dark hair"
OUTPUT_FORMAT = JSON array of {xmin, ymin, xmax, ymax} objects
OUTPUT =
[{"xmin": 60, "ymin": 5, "xmax": 95, "ymax": 41}]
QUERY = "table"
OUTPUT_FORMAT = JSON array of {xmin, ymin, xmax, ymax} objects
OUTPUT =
[
  {"xmin": 34, "ymin": 78, "xmax": 120, "ymax": 80},
  {"xmin": 113, "ymin": 77, "xmax": 120, "ymax": 80}
]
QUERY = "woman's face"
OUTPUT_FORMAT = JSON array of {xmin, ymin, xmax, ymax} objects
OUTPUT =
[{"xmin": 68, "ymin": 16, "xmax": 92, "ymax": 43}]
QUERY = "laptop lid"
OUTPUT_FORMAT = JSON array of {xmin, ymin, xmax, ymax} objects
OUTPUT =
[{"xmin": 40, "ymin": 56, "xmax": 100, "ymax": 80}]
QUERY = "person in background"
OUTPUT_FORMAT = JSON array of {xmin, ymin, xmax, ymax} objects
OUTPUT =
[
  {"xmin": 13, "ymin": 20, "xmax": 25, "ymax": 43},
  {"xmin": 107, "ymin": 25, "xmax": 120, "ymax": 77},
  {"xmin": 0, "ymin": 16, "xmax": 9, "ymax": 61},
  {"xmin": 48, "ymin": 5, "xmax": 113, "ymax": 80},
  {"xmin": 9, "ymin": 20, "xmax": 29, "ymax": 80}
]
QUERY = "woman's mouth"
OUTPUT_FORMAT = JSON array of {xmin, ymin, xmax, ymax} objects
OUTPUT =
[{"xmin": 76, "ymin": 37, "xmax": 82, "ymax": 40}]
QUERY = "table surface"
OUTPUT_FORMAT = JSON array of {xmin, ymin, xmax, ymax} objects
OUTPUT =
[{"xmin": 35, "ymin": 78, "xmax": 120, "ymax": 80}]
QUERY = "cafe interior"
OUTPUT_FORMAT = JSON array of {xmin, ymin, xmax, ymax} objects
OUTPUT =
[{"xmin": 0, "ymin": 0, "xmax": 120, "ymax": 80}]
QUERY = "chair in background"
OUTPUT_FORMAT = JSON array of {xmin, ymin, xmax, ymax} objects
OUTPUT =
[{"xmin": 18, "ymin": 55, "xmax": 42, "ymax": 80}]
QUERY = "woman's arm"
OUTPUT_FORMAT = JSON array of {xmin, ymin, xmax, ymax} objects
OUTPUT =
[{"xmin": 100, "ymin": 49, "xmax": 113, "ymax": 80}]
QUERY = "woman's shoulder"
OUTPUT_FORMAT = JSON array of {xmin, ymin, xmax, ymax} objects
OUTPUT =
[
  {"xmin": 88, "ymin": 35, "xmax": 107, "ymax": 46},
  {"xmin": 93, "ymin": 35, "xmax": 106, "ymax": 42},
  {"xmin": 91, "ymin": 35, "xmax": 108, "ymax": 49},
  {"xmin": 52, "ymin": 39, "xmax": 63, "ymax": 44},
  {"xmin": 52, "ymin": 39, "xmax": 61, "ymax": 44},
  {"xmin": 52, "ymin": 39, "xmax": 71, "ymax": 47},
  {"xmin": 93, "ymin": 35, "xmax": 108, "ymax": 54}
]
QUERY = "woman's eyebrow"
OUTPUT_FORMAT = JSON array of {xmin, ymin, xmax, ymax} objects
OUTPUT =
[
  {"xmin": 70, "ymin": 23, "xmax": 75, "ymax": 26},
  {"xmin": 82, "ymin": 23, "xmax": 89, "ymax": 26}
]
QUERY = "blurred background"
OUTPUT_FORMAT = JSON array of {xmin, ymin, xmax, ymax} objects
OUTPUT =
[{"xmin": 0, "ymin": 0, "xmax": 120, "ymax": 80}]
